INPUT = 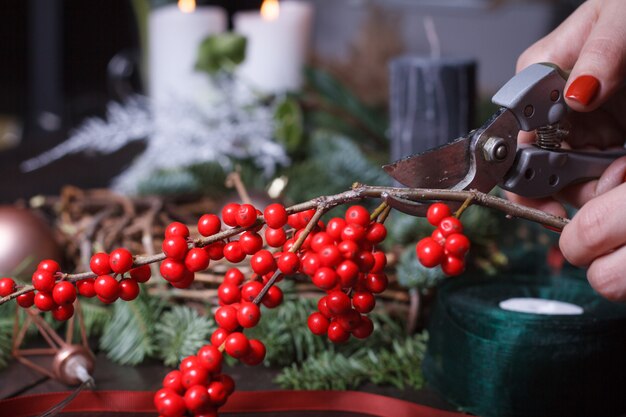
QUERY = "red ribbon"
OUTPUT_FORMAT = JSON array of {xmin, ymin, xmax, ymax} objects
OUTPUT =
[{"xmin": 0, "ymin": 390, "xmax": 467, "ymax": 417}]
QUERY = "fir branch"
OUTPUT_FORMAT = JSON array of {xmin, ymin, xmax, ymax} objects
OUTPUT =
[
  {"xmin": 0, "ymin": 314, "xmax": 13, "ymax": 370},
  {"xmin": 99, "ymin": 291, "xmax": 162, "ymax": 365},
  {"xmin": 155, "ymin": 306, "xmax": 215, "ymax": 367},
  {"xmin": 78, "ymin": 301, "xmax": 114, "ymax": 338}
]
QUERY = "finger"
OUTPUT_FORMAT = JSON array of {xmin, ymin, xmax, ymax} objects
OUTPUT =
[
  {"xmin": 587, "ymin": 244, "xmax": 626, "ymax": 301},
  {"xmin": 557, "ymin": 155, "xmax": 626, "ymax": 207},
  {"xmin": 505, "ymin": 191, "xmax": 568, "ymax": 218},
  {"xmin": 516, "ymin": 1, "xmax": 597, "ymax": 72},
  {"xmin": 560, "ymin": 183, "xmax": 626, "ymax": 267},
  {"xmin": 565, "ymin": 0, "xmax": 626, "ymax": 111}
]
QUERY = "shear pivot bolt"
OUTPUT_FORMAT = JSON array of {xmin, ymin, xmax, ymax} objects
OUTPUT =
[{"xmin": 483, "ymin": 137, "xmax": 508, "ymax": 162}]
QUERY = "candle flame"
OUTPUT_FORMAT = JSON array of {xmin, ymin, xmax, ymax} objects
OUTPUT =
[
  {"xmin": 178, "ymin": 0, "xmax": 196, "ymax": 13},
  {"xmin": 260, "ymin": 0, "xmax": 280, "ymax": 21}
]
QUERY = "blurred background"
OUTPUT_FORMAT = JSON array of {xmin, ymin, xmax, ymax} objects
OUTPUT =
[{"xmin": 0, "ymin": 0, "xmax": 581, "ymax": 203}]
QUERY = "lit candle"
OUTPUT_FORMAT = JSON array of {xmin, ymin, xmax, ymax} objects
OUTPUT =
[
  {"xmin": 234, "ymin": 0, "xmax": 314, "ymax": 95},
  {"xmin": 148, "ymin": 0, "xmax": 227, "ymax": 104}
]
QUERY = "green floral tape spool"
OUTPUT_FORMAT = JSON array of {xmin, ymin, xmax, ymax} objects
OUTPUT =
[{"xmin": 423, "ymin": 274, "xmax": 626, "ymax": 417}]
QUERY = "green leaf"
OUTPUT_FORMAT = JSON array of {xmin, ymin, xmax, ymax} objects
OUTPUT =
[
  {"xmin": 274, "ymin": 97, "xmax": 304, "ymax": 154},
  {"xmin": 100, "ymin": 291, "xmax": 162, "ymax": 365},
  {"xmin": 196, "ymin": 33, "xmax": 247, "ymax": 75},
  {"xmin": 155, "ymin": 306, "xmax": 215, "ymax": 367}
]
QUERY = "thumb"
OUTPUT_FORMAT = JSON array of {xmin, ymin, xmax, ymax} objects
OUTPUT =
[{"xmin": 565, "ymin": 0, "xmax": 626, "ymax": 111}]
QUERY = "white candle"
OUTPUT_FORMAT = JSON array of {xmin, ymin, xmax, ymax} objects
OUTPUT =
[
  {"xmin": 148, "ymin": 1, "xmax": 227, "ymax": 105},
  {"xmin": 234, "ymin": 0, "xmax": 314, "ymax": 95}
]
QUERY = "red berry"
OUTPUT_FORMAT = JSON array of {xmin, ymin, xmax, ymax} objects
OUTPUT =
[
  {"xmin": 185, "ymin": 248, "xmax": 210, "ymax": 272},
  {"xmin": 371, "ymin": 251, "xmax": 387, "ymax": 273},
  {"xmin": 237, "ymin": 302, "xmax": 261, "ymax": 328},
  {"xmin": 326, "ymin": 218, "xmax": 346, "ymax": 241},
  {"xmin": 241, "ymin": 339, "xmax": 266, "ymax": 366},
  {"xmin": 89, "ymin": 253, "xmax": 112, "ymax": 275},
  {"xmin": 294, "ymin": 229, "xmax": 314, "ymax": 250},
  {"xmin": 119, "ymin": 278, "xmax": 140, "ymax": 301},
  {"xmin": 197, "ymin": 345, "xmax": 223, "ymax": 373},
  {"xmin": 170, "ymin": 270, "xmax": 194, "ymax": 289},
  {"xmin": 427, "ymin": 203, "xmax": 452, "ymax": 226},
  {"xmin": 312, "ymin": 267, "xmax": 338, "ymax": 290},
  {"xmin": 317, "ymin": 296, "xmax": 333, "ymax": 318},
  {"xmin": 205, "ymin": 241, "xmax": 225, "ymax": 260},
  {"xmin": 327, "ymin": 321, "xmax": 350, "ymax": 343},
  {"xmin": 336, "ymin": 260, "xmax": 359, "ymax": 288},
  {"xmin": 352, "ymin": 290, "xmax": 374, "ymax": 311},
  {"xmin": 250, "ymin": 250, "xmax": 276, "ymax": 276},
  {"xmin": 182, "ymin": 367, "xmax": 209, "ymax": 389},
  {"xmin": 130, "ymin": 265, "xmax": 151, "ymax": 283},
  {"xmin": 438, "ymin": 216, "xmax": 463, "ymax": 237},
  {"xmin": 37, "ymin": 259, "xmax": 60, "ymax": 275},
  {"xmin": 52, "ymin": 281, "xmax": 76, "ymax": 305},
  {"xmin": 356, "ymin": 251, "xmax": 375, "ymax": 272},
  {"xmin": 239, "ymin": 231, "xmax": 263, "ymax": 255},
  {"xmin": 215, "ymin": 305, "xmax": 239, "ymax": 332},
  {"xmin": 165, "ymin": 222, "xmax": 190, "ymax": 239},
  {"xmin": 345, "ymin": 206, "xmax": 370, "ymax": 227},
  {"xmin": 432, "ymin": 228, "xmax": 446, "ymax": 245},
  {"xmin": 300, "ymin": 253, "xmax": 321, "ymax": 276},
  {"xmin": 94, "ymin": 275, "xmax": 120, "ymax": 300},
  {"xmin": 442, "ymin": 255, "xmax": 465, "ymax": 276},
  {"xmin": 287, "ymin": 213, "xmax": 305, "ymax": 230},
  {"xmin": 365, "ymin": 222, "xmax": 387, "ymax": 244},
  {"xmin": 265, "ymin": 227, "xmax": 286, "ymax": 248},
  {"xmin": 155, "ymin": 390, "xmax": 185, "ymax": 417},
  {"xmin": 337, "ymin": 309, "xmax": 361, "ymax": 331},
  {"xmin": 0, "ymin": 278, "xmax": 16, "ymax": 297},
  {"xmin": 163, "ymin": 370, "xmax": 184, "ymax": 394},
  {"xmin": 236, "ymin": 204, "xmax": 258, "ymax": 228},
  {"xmin": 218, "ymin": 283, "xmax": 241, "ymax": 305},
  {"xmin": 198, "ymin": 214, "xmax": 221, "ymax": 237},
  {"xmin": 109, "ymin": 248, "xmax": 134, "ymax": 274},
  {"xmin": 160, "ymin": 259, "xmax": 186, "ymax": 282},
  {"xmin": 162, "ymin": 237, "xmax": 188, "ymax": 261},
  {"xmin": 277, "ymin": 252, "xmax": 300, "ymax": 275},
  {"xmin": 364, "ymin": 273, "xmax": 388, "ymax": 294},
  {"xmin": 416, "ymin": 237, "xmax": 445, "ymax": 268},
  {"xmin": 224, "ymin": 268, "xmax": 244, "ymax": 286},
  {"xmin": 282, "ymin": 238, "xmax": 296, "ymax": 252},
  {"xmin": 222, "ymin": 203, "xmax": 241, "ymax": 227},
  {"xmin": 326, "ymin": 291, "xmax": 351, "ymax": 315},
  {"xmin": 211, "ymin": 328, "xmax": 230, "ymax": 347},
  {"xmin": 338, "ymin": 240, "xmax": 359, "ymax": 259},
  {"xmin": 76, "ymin": 278, "xmax": 96, "ymax": 297},
  {"xmin": 224, "ymin": 332, "xmax": 250, "ymax": 358},
  {"xmin": 207, "ymin": 381, "xmax": 228, "ymax": 405},
  {"xmin": 262, "ymin": 286, "xmax": 283, "ymax": 308},
  {"xmin": 318, "ymin": 245, "xmax": 342, "ymax": 268},
  {"xmin": 298, "ymin": 209, "xmax": 316, "ymax": 226},
  {"xmin": 310, "ymin": 232, "xmax": 334, "ymax": 252},
  {"xmin": 32, "ymin": 270, "xmax": 55, "ymax": 293},
  {"xmin": 180, "ymin": 355, "xmax": 202, "ymax": 371},
  {"xmin": 52, "ymin": 304, "xmax": 74, "ymax": 321},
  {"xmin": 341, "ymin": 223, "xmax": 366, "ymax": 242},
  {"xmin": 17, "ymin": 291, "xmax": 35, "ymax": 308},
  {"xmin": 223, "ymin": 241, "xmax": 245, "ymax": 263},
  {"xmin": 352, "ymin": 315, "xmax": 374, "ymax": 339},
  {"xmin": 307, "ymin": 312, "xmax": 330, "ymax": 335},
  {"xmin": 264, "ymin": 203, "xmax": 288, "ymax": 229},
  {"xmin": 445, "ymin": 233, "xmax": 470, "ymax": 257},
  {"xmin": 184, "ymin": 384, "xmax": 210, "ymax": 413},
  {"xmin": 241, "ymin": 281, "xmax": 263, "ymax": 302},
  {"xmin": 219, "ymin": 374, "xmax": 235, "ymax": 395},
  {"xmin": 34, "ymin": 291, "xmax": 56, "ymax": 311}
]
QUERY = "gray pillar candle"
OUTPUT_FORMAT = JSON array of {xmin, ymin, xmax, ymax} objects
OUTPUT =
[{"xmin": 389, "ymin": 56, "xmax": 476, "ymax": 162}]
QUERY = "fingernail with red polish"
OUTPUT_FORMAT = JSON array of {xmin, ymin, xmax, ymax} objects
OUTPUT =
[{"xmin": 565, "ymin": 75, "xmax": 600, "ymax": 105}]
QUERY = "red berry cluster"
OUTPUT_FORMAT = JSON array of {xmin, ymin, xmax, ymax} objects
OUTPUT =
[
  {"xmin": 299, "ymin": 206, "xmax": 388, "ymax": 343},
  {"xmin": 155, "ymin": 344, "xmax": 234, "ymax": 417},
  {"xmin": 415, "ymin": 203, "xmax": 470, "ymax": 276},
  {"xmin": 87, "ymin": 249, "xmax": 151, "ymax": 304},
  {"xmin": 160, "ymin": 221, "xmax": 210, "ymax": 289}
]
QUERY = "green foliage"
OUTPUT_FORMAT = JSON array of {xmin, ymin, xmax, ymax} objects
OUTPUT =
[
  {"xmin": 284, "ymin": 131, "xmax": 390, "ymax": 202},
  {"xmin": 275, "ymin": 333, "xmax": 428, "ymax": 391},
  {"xmin": 100, "ymin": 291, "xmax": 162, "ymax": 365},
  {"xmin": 155, "ymin": 305, "xmax": 215, "ymax": 367},
  {"xmin": 274, "ymin": 97, "xmax": 304, "ymax": 155},
  {"xmin": 196, "ymin": 33, "xmax": 247, "ymax": 75},
  {"xmin": 0, "ymin": 303, "xmax": 14, "ymax": 370},
  {"xmin": 79, "ymin": 300, "xmax": 114, "ymax": 338}
]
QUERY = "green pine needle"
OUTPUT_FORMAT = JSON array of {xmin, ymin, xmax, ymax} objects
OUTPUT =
[
  {"xmin": 100, "ymin": 291, "xmax": 162, "ymax": 365},
  {"xmin": 155, "ymin": 305, "xmax": 216, "ymax": 367}
]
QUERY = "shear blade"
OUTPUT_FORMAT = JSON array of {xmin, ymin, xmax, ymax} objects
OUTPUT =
[{"xmin": 383, "ymin": 136, "xmax": 472, "ymax": 189}]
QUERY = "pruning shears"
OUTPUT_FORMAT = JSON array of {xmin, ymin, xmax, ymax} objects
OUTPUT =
[{"xmin": 383, "ymin": 63, "xmax": 626, "ymax": 215}]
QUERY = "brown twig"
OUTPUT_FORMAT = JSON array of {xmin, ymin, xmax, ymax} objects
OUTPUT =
[{"xmin": 0, "ymin": 184, "xmax": 569, "ymax": 305}]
